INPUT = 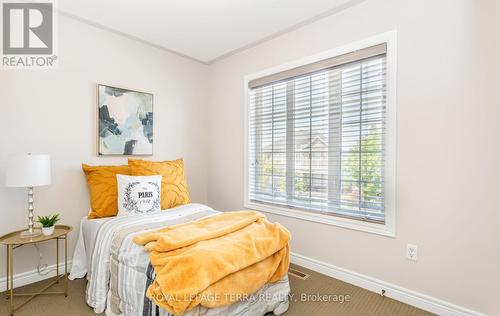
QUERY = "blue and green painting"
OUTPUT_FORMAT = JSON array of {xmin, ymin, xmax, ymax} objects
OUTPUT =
[{"xmin": 98, "ymin": 85, "xmax": 153, "ymax": 155}]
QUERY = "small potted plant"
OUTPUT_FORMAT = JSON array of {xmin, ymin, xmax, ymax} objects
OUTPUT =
[{"xmin": 37, "ymin": 214, "xmax": 60, "ymax": 236}]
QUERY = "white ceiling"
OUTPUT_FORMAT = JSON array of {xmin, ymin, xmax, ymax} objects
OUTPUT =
[{"xmin": 58, "ymin": 0, "xmax": 359, "ymax": 64}]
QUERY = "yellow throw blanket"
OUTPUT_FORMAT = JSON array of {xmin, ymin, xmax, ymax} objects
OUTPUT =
[{"xmin": 133, "ymin": 211, "xmax": 291, "ymax": 315}]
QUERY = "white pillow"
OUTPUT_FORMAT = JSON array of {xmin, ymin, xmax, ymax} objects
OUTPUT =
[{"xmin": 117, "ymin": 174, "xmax": 162, "ymax": 216}]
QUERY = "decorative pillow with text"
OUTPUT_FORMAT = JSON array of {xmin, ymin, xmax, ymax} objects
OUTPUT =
[{"xmin": 117, "ymin": 174, "xmax": 161, "ymax": 216}]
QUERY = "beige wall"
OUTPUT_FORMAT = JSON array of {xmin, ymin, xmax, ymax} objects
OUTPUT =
[
  {"xmin": 206, "ymin": 0, "xmax": 500, "ymax": 314},
  {"xmin": 0, "ymin": 15, "xmax": 208, "ymax": 277}
]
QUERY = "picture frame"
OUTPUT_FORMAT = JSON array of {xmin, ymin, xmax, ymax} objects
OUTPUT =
[{"xmin": 97, "ymin": 84, "xmax": 154, "ymax": 156}]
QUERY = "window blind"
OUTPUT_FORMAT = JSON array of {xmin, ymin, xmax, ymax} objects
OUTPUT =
[{"xmin": 248, "ymin": 45, "xmax": 387, "ymax": 223}]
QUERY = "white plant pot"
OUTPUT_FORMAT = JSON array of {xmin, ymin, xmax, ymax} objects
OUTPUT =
[{"xmin": 42, "ymin": 226, "xmax": 55, "ymax": 236}]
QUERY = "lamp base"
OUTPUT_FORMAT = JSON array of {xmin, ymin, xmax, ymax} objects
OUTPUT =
[{"xmin": 20, "ymin": 229, "xmax": 41, "ymax": 238}]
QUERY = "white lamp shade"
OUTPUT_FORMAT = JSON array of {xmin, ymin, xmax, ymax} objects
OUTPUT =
[{"xmin": 5, "ymin": 154, "xmax": 51, "ymax": 187}]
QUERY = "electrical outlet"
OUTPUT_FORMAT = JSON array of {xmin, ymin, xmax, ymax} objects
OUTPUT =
[{"xmin": 406, "ymin": 244, "xmax": 418, "ymax": 261}]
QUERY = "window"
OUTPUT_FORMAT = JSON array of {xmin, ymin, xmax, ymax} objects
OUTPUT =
[{"xmin": 245, "ymin": 34, "xmax": 396, "ymax": 236}]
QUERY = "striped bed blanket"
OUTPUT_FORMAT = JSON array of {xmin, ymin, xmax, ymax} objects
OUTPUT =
[{"xmin": 82, "ymin": 203, "xmax": 290, "ymax": 316}]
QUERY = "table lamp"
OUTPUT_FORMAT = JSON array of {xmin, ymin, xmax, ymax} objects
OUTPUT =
[{"xmin": 5, "ymin": 154, "xmax": 51, "ymax": 238}]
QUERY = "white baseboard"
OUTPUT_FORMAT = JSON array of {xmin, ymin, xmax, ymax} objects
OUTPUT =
[
  {"xmin": 290, "ymin": 253, "xmax": 484, "ymax": 316},
  {"xmin": 0, "ymin": 260, "xmax": 73, "ymax": 290}
]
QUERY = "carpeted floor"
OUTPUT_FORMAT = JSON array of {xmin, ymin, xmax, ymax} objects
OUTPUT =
[{"xmin": 0, "ymin": 264, "xmax": 434, "ymax": 316}]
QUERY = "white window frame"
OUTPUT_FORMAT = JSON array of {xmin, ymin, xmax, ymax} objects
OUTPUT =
[{"xmin": 243, "ymin": 31, "xmax": 397, "ymax": 237}]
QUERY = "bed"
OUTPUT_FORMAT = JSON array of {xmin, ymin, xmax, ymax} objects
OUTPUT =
[{"xmin": 69, "ymin": 203, "xmax": 290, "ymax": 316}]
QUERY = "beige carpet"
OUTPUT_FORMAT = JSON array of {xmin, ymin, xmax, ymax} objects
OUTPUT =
[{"xmin": 0, "ymin": 264, "xmax": 434, "ymax": 316}]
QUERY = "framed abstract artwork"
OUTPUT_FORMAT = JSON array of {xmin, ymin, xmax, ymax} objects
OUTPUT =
[{"xmin": 97, "ymin": 84, "xmax": 153, "ymax": 156}]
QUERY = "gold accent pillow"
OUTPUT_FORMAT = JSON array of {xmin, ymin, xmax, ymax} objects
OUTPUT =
[
  {"xmin": 82, "ymin": 164, "xmax": 131, "ymax": 219},
  {"xmin": 128, "ymin": 158, "xmax": 191, "ymax": 210}
]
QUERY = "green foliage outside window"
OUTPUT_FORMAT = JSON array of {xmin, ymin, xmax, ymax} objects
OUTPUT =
[{"xmin": 344, "ymin": 127, "xmax": 383, "ymax": 209}]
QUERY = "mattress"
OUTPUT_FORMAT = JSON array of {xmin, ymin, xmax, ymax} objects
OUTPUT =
[
  {"xmin": 82, "ymin": 216, "xmax": 110, "ymax": 272},
  {"xmin": 69, "ymin": 215, "xmax": 112, "ymax": 279}
]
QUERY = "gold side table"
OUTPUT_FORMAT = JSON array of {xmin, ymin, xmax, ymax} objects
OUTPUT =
[{"xmin": 0, "ymin": 225, "xmax": 72, "ymax": 315}]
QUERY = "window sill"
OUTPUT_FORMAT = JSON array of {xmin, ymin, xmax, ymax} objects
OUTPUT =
[{"xmin": 244, "ymin": 201, "xmax": 395, "ymax": 237}]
